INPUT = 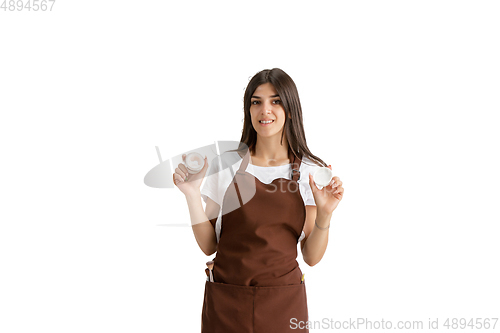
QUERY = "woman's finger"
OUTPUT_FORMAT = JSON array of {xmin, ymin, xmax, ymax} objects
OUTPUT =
[
  {"xmin": 308, "ymin": 174, "xmax": 318, "ymax": 194},
  {"xmin": 178, "ymin": 163, "xmax": 189, "ymax": 175},
  {"xmin": 173, "ymin": 173, "xmax": 184, "ymax": 185},
  {"xmin": 175, "ymin": 167, "xmax": 187, "ymax": 180},
  {"xmin": 331, "ymin": 177, "xmax": 342, "ymax": 188}
]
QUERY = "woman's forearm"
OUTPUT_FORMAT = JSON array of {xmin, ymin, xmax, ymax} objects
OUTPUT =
[
  {"xmin": 184, "ymin": 190, "xmax": 217, "ymax": 256},
  {"xmin": 302, "ymin": 212, "xmax": 332, "ymax": 266}
]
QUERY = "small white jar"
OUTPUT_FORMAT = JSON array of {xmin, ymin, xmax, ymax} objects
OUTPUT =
[
  {"xmin": 185, "ymin": 152, "xmax": 204, "ymax": 174},
  {"xmin": 313, "ymin": 167, "xmax": 333, "ymax": 190}
]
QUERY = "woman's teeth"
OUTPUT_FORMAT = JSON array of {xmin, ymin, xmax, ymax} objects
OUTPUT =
[{"xmin": 259, "ymin": 120, "xmax": 274, "ymax": 124}]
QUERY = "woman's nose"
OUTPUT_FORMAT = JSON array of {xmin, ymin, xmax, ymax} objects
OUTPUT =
[{"xmin": 261, "ymin": 102, "xmax": 273, "ymax": 113}]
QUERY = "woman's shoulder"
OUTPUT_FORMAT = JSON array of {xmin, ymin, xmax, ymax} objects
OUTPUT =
[
  {"xmin": 207, "ymin": 150, "xmax": 244, "ymax": 175},
  {"xmin": 300, "ymin": 155, "xmax": 323, "ymax": 171},
  {"xmin": 295, "ymin": 156, "xmax": 318, "ymax": 184},
  {"xmin": 219, "ymin": 150, "xmax": 244, "ymax": 166}
]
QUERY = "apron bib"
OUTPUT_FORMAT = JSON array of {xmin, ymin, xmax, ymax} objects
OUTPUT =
[{"xmin": 201, "ymin": 149, "xmax": 309, "ymax": 333}]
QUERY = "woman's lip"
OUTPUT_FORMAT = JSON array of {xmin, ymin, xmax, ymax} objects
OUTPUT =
[{"xmin": 259, "ymin": 120, "xmax": 274, "ymax": 126}]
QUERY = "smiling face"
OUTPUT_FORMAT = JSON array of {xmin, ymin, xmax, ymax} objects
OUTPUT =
[{"xmin": 250, "ymin": 82, "xmax": 287, "ymax": 139}]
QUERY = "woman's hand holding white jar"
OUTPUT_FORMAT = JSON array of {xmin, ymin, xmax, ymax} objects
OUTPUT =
[
  {"xmin": 308, "ymin": 165, "xmax": 344, "ymax": 217},
  {"xmin": 172, "ymin": 152, "xmax": 208, "ymax": 197}
]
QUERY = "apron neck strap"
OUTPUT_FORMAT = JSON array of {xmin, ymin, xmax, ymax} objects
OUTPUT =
[
  {"xmin": 237, "ymin": 149, "xmax": 252, "ymax": 174},
  {"xmin": 290, "ymin": 152, "xmax": 302, "ymax": 182}
]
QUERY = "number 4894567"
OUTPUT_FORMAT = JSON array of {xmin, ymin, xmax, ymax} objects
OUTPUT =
[{"xmin": 1, "ymin": 0, "xmax": 56, "ymax": 11}]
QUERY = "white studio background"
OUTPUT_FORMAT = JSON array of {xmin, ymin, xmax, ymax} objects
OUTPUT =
[{"xmin": 1, "ymin": 1, "xmax": 499, "ymax": 332}]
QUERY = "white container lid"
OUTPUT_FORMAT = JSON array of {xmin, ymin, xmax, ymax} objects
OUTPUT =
[
  {"xmin": 313, "ymin": 167, "xmax": 333, "ymax": 188},
  {"xmin": 185, "ymin": 152, "xmax": 204, "ymax": 173}
]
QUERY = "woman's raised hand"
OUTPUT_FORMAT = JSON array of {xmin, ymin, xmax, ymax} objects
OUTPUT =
[
  {"xmin": 173, "ymin": 154, "xmax": 209, "ymax": 196},
  {"xmin": 308, "ymin": 165, "xmax": 344, "ymax": 216}
]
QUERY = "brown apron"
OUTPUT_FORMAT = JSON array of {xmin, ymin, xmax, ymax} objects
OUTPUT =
[{"xmin": 201, "ymin": 149, "xmax": 309, "ymax": 333}]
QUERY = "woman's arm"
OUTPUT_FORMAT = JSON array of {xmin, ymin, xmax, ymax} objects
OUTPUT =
[
  {"xmin": 300, "ymin": 205, "xmax": 332, "ymax": 266},
  {"xmin": 173, "ymin": 154, "xmax": 219, "ymax": 256},
  {"xmin": 185, "ymin": 191, "xmax": 219, "ymax": 256},
  {"xmin": 300, "ymin": 168, "xmax": 344, "ymax": 266}
]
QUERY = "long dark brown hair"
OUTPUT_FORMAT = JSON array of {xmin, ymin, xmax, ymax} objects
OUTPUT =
[{"xmin": 233, "ymin": 68, "xmax": 327, "ymax": 167}]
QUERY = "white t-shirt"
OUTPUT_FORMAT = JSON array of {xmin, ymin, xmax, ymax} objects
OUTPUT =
[{"xmin": 200, "ymin": 151, "xmax": 322, "ymax": 243}]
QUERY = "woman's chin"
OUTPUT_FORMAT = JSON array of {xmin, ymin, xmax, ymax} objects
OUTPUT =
[{"xmin": 256, "ymin": 131, "xmax": 285, "ymax": 140}]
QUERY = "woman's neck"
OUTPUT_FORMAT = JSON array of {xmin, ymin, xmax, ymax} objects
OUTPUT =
[{"xmin": 252, "ymin": 134, "xmax": 290, "ymax": 166}]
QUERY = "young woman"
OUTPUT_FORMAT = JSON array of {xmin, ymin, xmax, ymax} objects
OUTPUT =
[{"xmin": 173, "ymin": 68, "xmax": 344, "ymax": 332}]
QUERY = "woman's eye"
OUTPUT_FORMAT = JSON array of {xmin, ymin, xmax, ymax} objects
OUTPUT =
[{"xmin": 250, "ymin": 100, "xmax": 280, "ymax": 105}]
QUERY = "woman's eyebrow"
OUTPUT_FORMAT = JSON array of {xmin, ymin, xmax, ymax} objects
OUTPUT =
[{"xmin": 251, "ymin": 94, "xmax": 280, "ymax": 99}]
